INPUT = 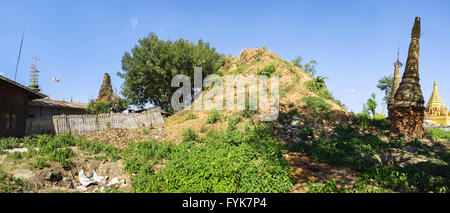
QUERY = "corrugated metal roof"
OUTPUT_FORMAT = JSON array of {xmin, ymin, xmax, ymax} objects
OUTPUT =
[
  {"xmin": 0, "ymin": 74, "xmax": 47, "ymax": 99},
  {"xmin": 28, "ymin": 99, "xmax": 88, "ymax": 109}
]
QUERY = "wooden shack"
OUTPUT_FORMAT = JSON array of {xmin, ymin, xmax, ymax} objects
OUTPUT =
[
  {"xmin": 0, "ymin": 75, "xmax": 46, "ymax": 137},
  {"xmin": 28, "ymin": 99, "xmax": 87, "ymax": 118}
]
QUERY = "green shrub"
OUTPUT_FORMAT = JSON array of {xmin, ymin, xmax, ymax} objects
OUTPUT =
[
  {"xmin": 0, "ymin": 169, "xmax": 35, "ymax": 192},
  {"xmin": 352, "ymin": 113, "xmax": 390, "ymax": 131},
  {"xmin": 299, "ymin": 127, "xmax": 315, "ymax": 140},
  {"xmin": 49, "ymin": 148, "xmax": 75, "ymax": 168},
  {"xmin": 257, "ymin": 62, "xmax": 278, "ymax": 76},
  {"xmin": 305, "ymin": 76, "xmax": 333, "ymax": 99},
  {"xmin": 304, "ymin": 76, "xmax": 344, "ymax": 108},
  {"xmin": 307, "ymin": 178, "xmax": 390, "ymax": 193},
  {"xmin": 9, "ymin": 152, "xmax": 24, "ymax": 160},
  {"xmin": 32, "ymin": 158, "xmax": 50, "ymax": 169},
  {"xmin": 185, "ymin": 113, "xmax": 198, "ymax": 121},
  {"xmin": 228, "ymin": 64, "xmax": 251, "ymax": 75},
  {"xmin": 301, "ymin": 96, "xmax": 331, "ymax": 115},
  {"xmin": 182, "ymin": 128, "xmax": 198, "ymax": 142},
  {"xmin": 74, "ymin": 137, "xmax": 120, "ymax": 162},
  {"xmin": 241, "ymin": 109, "xmax": 256, "ymax": 118},
  {"xmin": 87, "ymin": 100, "xmax": 111, "ymax": 115},
  {"xmin": 206, "ymin": 110, "xmax": 221, "ymax": 124},
  {"xmin": 280, "ymin": 83, "xmax": 296, "ymax": 98},
  {"xmin": 240, "ymin": 96, "xmax": 257, "ymax": 118},
  {"xmin": 0, "ymin": 137, "xmax": 21, "ymax": 153},
  {"xmin": 307, "ymin": 179, "xmax": 342, "ymax": 193},
  {"xmin": 374, "ymin": 114, "xmax": 386, "ymax": 120},
  {"xmin": 200, "ymin": 127, "xmax": 208, "ymax": 133}
]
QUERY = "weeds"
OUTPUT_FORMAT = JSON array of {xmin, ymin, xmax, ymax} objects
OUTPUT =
[
  {"xmin": 0, "ymin": 169, "xmax": 36, "ymax": 192},
  {"xmin": 280, "ymin": 83, "xmax": 296, "ymax": 98},
  {"xmin": 0, "ymin": 137, "xmax": 21, "ymax": 154},
  {"xmin": 182, "ymin": 128, "xmax": 198, "ymax": 142},
  {"xmin": 122, "ymin": 122, "xmax": 293, "ymax": 193},
  {"xmin": 257, "ymin": 62, "xmax": 279, "ymax": 76},
  {"xmin": 293, "ymin": 116, "xmax": 449, "ymax": 193},
  {"xmin": 185, "ymin": 113, "xmax": 198, "ymax": 121},
  {"xmin": 301, "ymin": 96, "xmax": 332, "ymax": 121},
  {"xmin": 206, "ymin": 109, "xmax": 221, "ymax": 124},
  {"xmin": 426, "ymin": 128, "xmax": 450, "ymax": 141},
  {"xmin": 305, "ymin": 76, "xmax": 333, "ymax": 100},
  {"xmin": 304, "ymin": 76, "xmax": 345, "ymax": 108},
  {"xmin": 2, "ymin": 134, "xmax": 121, "ymax": 171},
  {"xmin": 32, "ymin": 158, "xmax": 51, "ymax": 169}
]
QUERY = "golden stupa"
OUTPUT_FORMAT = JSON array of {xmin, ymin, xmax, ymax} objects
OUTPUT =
[{"xmin": 424, "ymin": 80, "xmax": 450, "ymax": 125}]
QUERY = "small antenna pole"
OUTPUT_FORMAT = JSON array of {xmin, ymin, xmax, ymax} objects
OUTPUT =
[{"xmin": 14, "ymin": 28, "xmax": 25, "ymax": 81}]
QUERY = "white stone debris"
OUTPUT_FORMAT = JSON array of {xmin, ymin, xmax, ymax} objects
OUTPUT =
[
  {"xmin": 78, "ymin": 169, "xmax": 108, "ymax": 187},
  {"xmin": 5, "ymin": 148, "xmax": 29, "ymax": 153},
  {"xmin": 77, "ymin": 169, "xmax": 125, "ymax": 192}
]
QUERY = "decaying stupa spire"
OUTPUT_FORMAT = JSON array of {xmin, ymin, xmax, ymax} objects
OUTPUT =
[
  {"xmin": 96, "ymin": 73, "xmax": 114, "ymax": 103},
  {"xmin": 390, "ymin": 17, "xmax": 425, "ymax": 140},
  {"xmin": 387, "ymin": 50, "xmax": 403, "ymax": 120}
]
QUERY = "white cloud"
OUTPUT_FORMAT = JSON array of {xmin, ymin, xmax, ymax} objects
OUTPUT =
[
  {"xmin": 0, "ymin": 72, "xmax": 4, "ymax": 76},
  {"xmin": 344, "ymin": 88, "xmax": 356, "ymax": 93},
  {"xmin": 343, "ymin": 88, "xmax": 361, "ymax": 96},
  {"xmin": 131, "ymin": 18, "xmax": 138, "ymax": 28}
]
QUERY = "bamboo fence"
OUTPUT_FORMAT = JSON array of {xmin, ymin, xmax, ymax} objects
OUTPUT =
[{"xmin": 25, "ymin": 109, "xmax": 164, "ymax": 135}]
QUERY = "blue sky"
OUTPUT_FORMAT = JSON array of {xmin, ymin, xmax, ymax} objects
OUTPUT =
[{"xmin": 1, "ymin": 0, "xmax": 449, "ymax": 113}]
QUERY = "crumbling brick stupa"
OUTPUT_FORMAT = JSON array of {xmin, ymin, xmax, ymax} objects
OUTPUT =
[
  {"xmin": 387, "ymin": 51, "xmax": 403, "ymax": 121},
  {"xmin": 390, "ymin": 17, "xmax": 425, "ymax": 140},
  {"xmin": 96, "ymin": 73, "xmax": 114, "ymax": 103}
]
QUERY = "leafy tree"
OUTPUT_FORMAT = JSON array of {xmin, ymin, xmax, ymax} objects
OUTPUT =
[
  {"xmin": 377, "ymin": 75, "xmax": 394, "ymax": 104},
  {"xmin": 86, "ymin": 92, "xmax": 129, "ymax": 115},
  {"xmin": 362, "ymin": 93, "xmax": 378, "ymax": 117},
  {"xmin": 110, "ymin": 94, "xmax": 129, "ymax": 113},
  {"xmin": 118, "ymin": 33, "xmax": 225, "ymax": 113},
  {"xmin": 86, "ymin": 101, "xmax": 111, "ymax": 115},
  {"xmin": 292, "ymin": 56, "xmax": 318, "ymax": 77}
]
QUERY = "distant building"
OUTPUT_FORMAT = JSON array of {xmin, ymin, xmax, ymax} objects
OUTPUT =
[
  {"xmin": 424, "ymin": 80, "xmax": 450, "ymax": 126},
  {"xmin": 28, "ymin": 98, "xmax": 87, "ymax": 119},
  {"xmin": 0, "ymin": 75, "xmax": 46, "ymax": 137}
]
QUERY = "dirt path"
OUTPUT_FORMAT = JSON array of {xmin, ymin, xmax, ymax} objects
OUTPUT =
[
  {"xmin": 0, "ymin": 155, "xmax": 5, "ymax": 165},
  {"xmin": 283, "ymin": 151, "xmax": 359, "ymax": 193},
  {"xmin": 437, "ymin": 139, "xmax": 450, "ymax": 150}
]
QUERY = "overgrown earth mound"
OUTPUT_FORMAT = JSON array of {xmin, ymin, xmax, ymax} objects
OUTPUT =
[{"xmin": 164, "ymin": 48, "xmax": 348, "ymax": 143}]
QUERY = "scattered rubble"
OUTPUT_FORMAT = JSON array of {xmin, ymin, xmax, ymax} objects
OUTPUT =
[
  {"xmin": 84, "ymin": 127, "xmax": 165, "ymax": 148},
  {"xmin": 44, "ymin": 171, "xmax": 62, "ymax": 182},
  {"xmin": 12, "ymin": 168, "xmax": 35, "ymax": 180},
  {"xmin": 423, "ymin": 120, "xmax": 450, "ymax": 132},
  {"xmin": 75, "ymin": 169, "xmax": 125, "ymax": 192},
  {"xmin": 78, "ymin": 169, "xmax": 108, "ymax": 187},
  {"xmin": 372, "ymin": 148, "xmax": 429, "ymax": 167},
  {"xmin": 4, "ymin": 148, "xmax": 29, "ymax": 153}
]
